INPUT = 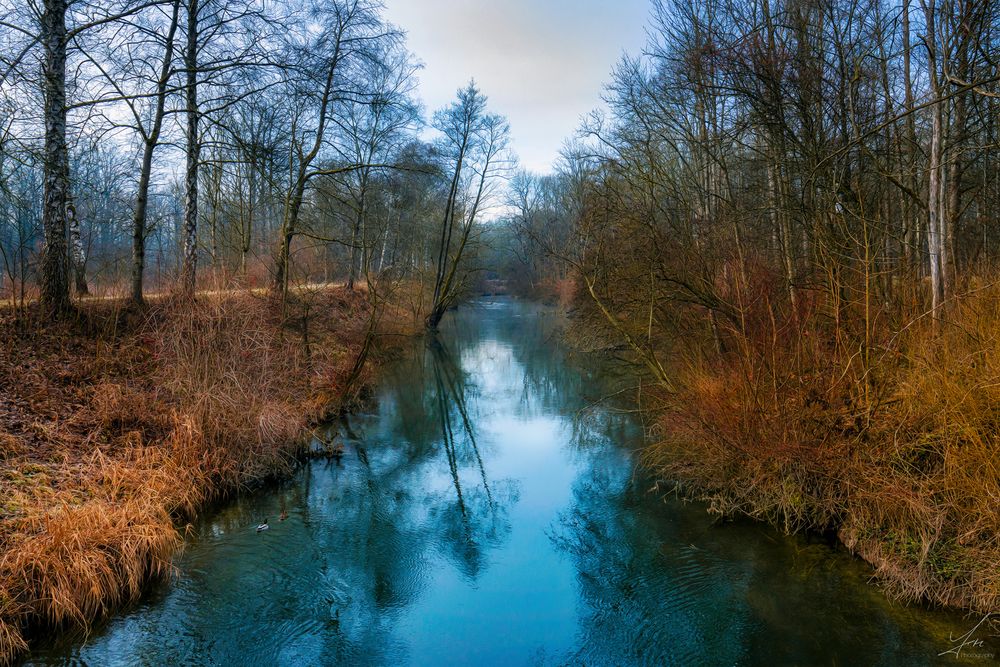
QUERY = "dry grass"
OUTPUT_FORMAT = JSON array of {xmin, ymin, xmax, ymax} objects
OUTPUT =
[
  {"xmin": 0, "ymin": 285, "xmax": 401, "ymax": 665},
  {"xmin": 637, "ymin": 278, "xmax": 1000, "ymax": 615},
  {"xmin": 843, "ymin": 292, "xmax": 1000, "ymax": 610}
]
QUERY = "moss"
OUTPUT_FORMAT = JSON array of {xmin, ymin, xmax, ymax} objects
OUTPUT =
[{"xmin": 927, "ymin": 539, "xmax": 968, "ymax": 582}]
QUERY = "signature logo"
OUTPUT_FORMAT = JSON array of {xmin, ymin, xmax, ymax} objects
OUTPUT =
[{"xmin": 939, "ymin": 614, "xmax": 999, "ymax": 659}]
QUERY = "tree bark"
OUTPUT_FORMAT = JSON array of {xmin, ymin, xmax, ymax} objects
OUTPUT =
[
  {"xmin": 902, "ymin": 0, "xmax": 920, "ymax": 271},
  {"xmin": 181, "ymin": 0, "xmax": 199, "ymax": 296},
  {"xmin": 67, "ymin": 196, "xmax": 88, "ymax": 294},
  {"xmin": 40, "ymin": 0, "xmax": 72, "ymax": 318},
  {"xmin": 924, "ymin": 0, "xmax": 946, "ymax": 312}
]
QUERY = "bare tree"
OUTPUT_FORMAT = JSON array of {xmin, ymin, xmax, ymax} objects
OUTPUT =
[
  {"xmin": 271, "ymin": 0, "xmax": 399, "ymax": 298},
  {"xmin": 427, "ymin": 81, "xmax": 510, "ymax": 330}
]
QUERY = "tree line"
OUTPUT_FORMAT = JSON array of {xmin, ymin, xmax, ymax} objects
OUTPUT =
[
  {"xmin": 500, "ymin": 0, "xmax": 1000, "ymax": 604},
  {"xmin": 0, "ymin": 0, "xmax": 511, "ymax": 327},
  {"xmin": 510, "ymin": 0, "xmax": 1000, "ymax": 384}
]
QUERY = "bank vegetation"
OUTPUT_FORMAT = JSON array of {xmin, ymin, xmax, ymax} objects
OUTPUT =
[{"xmin": 507, "ymin": 0, "xmax": 1000, "ymax": 615}]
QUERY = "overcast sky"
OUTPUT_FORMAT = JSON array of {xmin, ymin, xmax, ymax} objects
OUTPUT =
[{"xmin": 382, "ymin": 0, "xmax": 650, "ymax": 175}]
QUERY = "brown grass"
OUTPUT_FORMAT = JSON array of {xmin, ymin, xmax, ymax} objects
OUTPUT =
[
  {"xmin": 636, "ymin": 278, "xmax": 1000, "ymax": 615},
  {"xmin": 0, "ymin": 285, "xmax": 407, "ymax": 665}
]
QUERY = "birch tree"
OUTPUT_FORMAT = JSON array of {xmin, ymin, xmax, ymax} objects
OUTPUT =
[{"xmin": 0, "ymin": 0, "xmax": 167, "ymax": 317}]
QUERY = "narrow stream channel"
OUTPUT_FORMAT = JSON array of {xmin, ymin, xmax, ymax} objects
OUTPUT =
[{"xmin": 31, "ymin": 298, "xmax": 999, "ymax": 665}]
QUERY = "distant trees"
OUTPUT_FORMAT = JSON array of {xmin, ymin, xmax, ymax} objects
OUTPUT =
[
  {"xmin": 0, "ymin": 137, "xmax": 40, "ymax": 309},
  {"xmin": 337, "ymin": 48, "xmax": 420, "ymax": 291},
  {"xmin": 272, "ymin": 0, "xmax": 405, "ymax": 298},
  {"xmin": 506, "ymin": 168, "xmax": 576, "ymax": 295}
]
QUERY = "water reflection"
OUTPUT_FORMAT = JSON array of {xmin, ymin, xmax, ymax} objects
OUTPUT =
[{"xmin": 30, "ymin": 298, "xmax": 1000, "ymax": 666}]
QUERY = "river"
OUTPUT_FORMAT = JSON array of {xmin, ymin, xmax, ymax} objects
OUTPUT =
[{"xmin": 31, "ymin": 298, "xmax": 999, "ymax": 665}]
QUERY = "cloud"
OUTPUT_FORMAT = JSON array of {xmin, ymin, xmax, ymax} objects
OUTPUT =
[{"xmin": 383, "ymin": 0, "xmax": 648, "ymax": 174}]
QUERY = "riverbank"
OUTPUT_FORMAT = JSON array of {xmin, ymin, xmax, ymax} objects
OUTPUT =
[
  {"xmin": 565, "ymin": 282, "xmax": 1000, "ymax": 619},
  {"xmin": 0, "ymin": 287, "xmax": 414, "ymax": 665}
]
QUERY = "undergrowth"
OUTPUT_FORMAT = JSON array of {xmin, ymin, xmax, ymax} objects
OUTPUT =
[
  {"xmin": 0, "ymin": 287, "xmax": 395, "ymax": 664},
  {"xmin": 577, "ymin": 271, "xmax": 1000, "ymax": 615}
]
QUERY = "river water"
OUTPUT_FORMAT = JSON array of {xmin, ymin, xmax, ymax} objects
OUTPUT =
[{"xmin": 31, "ymin": 298, "xmax": 999, "ymax": 665}]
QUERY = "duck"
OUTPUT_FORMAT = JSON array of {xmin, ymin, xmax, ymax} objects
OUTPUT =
[{"xmin": 256, "ymin": 519, "xmax": 269, "ymax": 533}]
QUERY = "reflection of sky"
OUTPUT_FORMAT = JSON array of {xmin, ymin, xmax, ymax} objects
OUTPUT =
[
  {"xmin": 400, "ymin": 412, "xmax": 579, "ymax": 662},
  {"xmin": 382, "ymin": 0, "xmax": 649, "ymax": 174},
  {"xmin": 396, "ymin": 335, "xmax": 585, "ymax": 663}
]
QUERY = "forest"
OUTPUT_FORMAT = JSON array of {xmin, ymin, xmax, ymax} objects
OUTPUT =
[
  {"xmin": 3, "ymin": 0, "xmax": 1000, "ymax": 663},
  {"xmin": 0, "ymin": 0, "xmax": 514, "ymax": 321}
]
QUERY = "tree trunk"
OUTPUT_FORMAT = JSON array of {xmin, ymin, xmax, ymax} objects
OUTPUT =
[
  {"xmin": 181, "ymin": 0, "xmax": 199, "ymax": 296},
  {"xmin": 902, "ymin": 0, "xmax": 920, "ymax": 271},
  {"xmin": 274, "ymin": 182, "xmax": 305, "ymax": 298},
  {"xmin": 40, "ymin": 0, "xmax": 72, "ymax": 318},
  {"xmin": 946, "ymin": 22, "xmax": 968, "ymax": 283},
  {"xmin": 347, "ymin": 192, "xmax": 365, "ymax": 290},
  {"xmin": 924, "ymin": 0, "xmax": 946, "ymax": 312},
  {"xmin": 67, "ymin": 197, "xmax": 88, "ymax": 295},
  {"xmin": 240, "ymin": 158, "xmax": 255, "ymax": 275},
  {"xmin": 928, "ymin": 99, "xmax": 945, "ymax": 312},
  {"xmin": 273, "ymin": 41, "xmax": 342, "ymax": 299},
  {"xmin": 131, "ymin": 145, "xmax": 152, "ymax": 306},
  {"xmin": 131, "ymin": 0, "xmax": 182, "ymax": 309}
]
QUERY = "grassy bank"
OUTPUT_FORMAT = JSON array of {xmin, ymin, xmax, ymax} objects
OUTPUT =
[
  {"xmin": 0, "ymin": 287, "xmax": 412, "ymax": 664},
  {"xmin": 568, "ymin": 277, "xmax": 1000, "ymax": 617}
]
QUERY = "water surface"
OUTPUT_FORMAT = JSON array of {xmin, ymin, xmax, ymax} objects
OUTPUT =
[{"xmin": 31, "ymin": 299, "xmax": 1000, "ymax": 665}]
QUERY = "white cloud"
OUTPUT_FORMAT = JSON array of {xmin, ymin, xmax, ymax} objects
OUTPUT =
[{"xmin": 382, "ymin": 0, "xmax": 649, "ymax": 174}]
